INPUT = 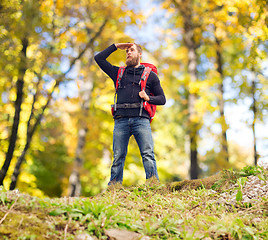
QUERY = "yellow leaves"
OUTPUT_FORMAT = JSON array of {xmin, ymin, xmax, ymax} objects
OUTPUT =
[
  {"xmin": 8, "ymin": 86, "xmax": 17, "ymax": 102},
  {"xmin": 20, "ymin": 171, "xmax": 37, "ymax": 185},
  {"xmin": 40, "ymin": 0, "xmax": 54, "ymax": 19},
  {"xmin": 167, "ymin": 6, "xmax": 176, "ymax": 14},
  {"xmin": 197, "ymin": 96, "xmax": 211, "ymax": 115},
  {"xmin": 258, "ymin": 74, "xmax": 267, "ymax": 86},
  {"xmin": 0, "ymin": 126, "xmax": 9, "ymax": 141},
  {"xmin": 40, "ymin": 0, "xmax": 53, "ymax": 10},
  {"xmin": 0, "ymin": 27, "xmax": 9, "ymax": 38},
  {"xmin": 162, "ymin": 0, "xmax": 173, "ymax": 10},
  {"xmin": 248, "ymin": 26, "xmax": 266, "ymax": 41},
  {"xmin": 188, "ymin": 113, "xmax": 199, "ymax": 124},
  {"xmin": 18, "ymin": 169, "xmax": 46, "ymax": 198},
  {"xmin": 215, "ymin": 26, "xmax": 227, "ymax": 39},
  {"xmin": 173, "ymin": 46, "xmax": 188, "ymax": 62},
  {"xmin": 56, "ymin": 0, "xmax": 65, "ymax": 10},
  {"xmin": 227, "ymin": 6, "xmax": 238, "ymax": 14},
  {"xmin": 68, "ymin": 29, "xmax": 87, "ymax": 44},
  {"xmin": 189, "ymin": 81, "xmax": 209, "ymax": 95},
  {"xmin": 96, "ymin": 95, "xmax": 113, "ymax": 113},
  {"xmin": 76, "ymin": 31, "xmax": 87, "ymax": 43},
  {"xmin": 248, "ymin": 11, "xmax": 268, "ymax": 41},
  {"xmin": 189, "ymin": 82, "xmax": 199, "ymax": 94}
]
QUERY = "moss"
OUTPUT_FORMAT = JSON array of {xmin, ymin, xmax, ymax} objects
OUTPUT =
[
  {"xmin": 168, "ymin": 168, "xmax": 251, "ymax": 192},
  {"xmin": 0, "ymin": 204, "xmax": 67, "ymax": 240},
  {"xmin": 169, "ymin": 173, "xmax": 222, "ymax": 191}
]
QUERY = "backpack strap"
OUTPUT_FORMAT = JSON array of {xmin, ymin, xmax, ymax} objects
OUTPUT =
[
  {"xmin": 140, "ymin": 67, "xmax": 151, "ymax": 90},
  {"xmin": 114, "ymin": 67, "xmax": 126, "ymax": 112},
  {"xmin": 139, "ymin": 67, "xmax": 152, "ymax": 116},
  {"xmin": 116, "ymin": 67, "xmax": 125, "ymax": 90}
]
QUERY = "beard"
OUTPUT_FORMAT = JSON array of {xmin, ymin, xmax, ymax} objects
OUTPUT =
[{"xmin": 126, "ymin": 55, "xmax": 140, "ymax": 67}]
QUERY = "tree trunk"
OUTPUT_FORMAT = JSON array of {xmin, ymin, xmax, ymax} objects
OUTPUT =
[
  {"xmin": 216, "ymin": 38, "xmax": 229, "ymax": 162},
  {"xmin": 189, "ymin": 131, "xmax": 198, "ymax": 179},
  {"xmin": 251, "ymin": 71, "xmax": 258, "ymax": 166},
  {"xmin": 68, "ymin": 59, "xmax": 94, "ymax": 197},
  {"xmin": 68, "ymin": 129, "xmax": 87, "ymax": 197},
  {"xmin": 9, "ymin": 99, "xmax": 49, "ymax": 190},
  {"xmin": 0, "ymin": 37, "xmax": 28, "ymax": 186},
  {"xmin": 172, "ymin": 0, "xmax": 199, "ymax": 179},
  {"xmin": 180, "ymin": 0, "xmax": 199, "ymax": 179}
]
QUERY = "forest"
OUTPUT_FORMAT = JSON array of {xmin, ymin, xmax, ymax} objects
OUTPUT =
[{"xmin": 0, "ymin": 0, "xmax": 267, "ymax": 198}]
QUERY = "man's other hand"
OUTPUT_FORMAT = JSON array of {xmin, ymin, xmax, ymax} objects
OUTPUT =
[{"xmin": 139, "ymin": 90, "xmax": 150, "ymax": 101}]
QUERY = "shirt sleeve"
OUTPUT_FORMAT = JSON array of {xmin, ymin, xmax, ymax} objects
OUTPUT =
[{"xmin": 147, "ymin": 72, "xmax": 166, "ymax": 106}]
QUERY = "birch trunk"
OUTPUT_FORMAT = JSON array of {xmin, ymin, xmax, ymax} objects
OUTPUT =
[
  {"xmin": 68, "ymin": 58, "xmax": 94, "ymax": 197},
  {"xmin": 216, "ymin": 38, "xmax": 229, "ymax": 162},
  {"xmin": 251, "ymin": 71, "xmax": 258, "ymax": 166}
]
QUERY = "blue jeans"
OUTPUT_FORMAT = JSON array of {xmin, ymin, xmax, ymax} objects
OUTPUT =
[{"xmin": 108, "ymin": 117, "xmax": 159, "ymax": 185}]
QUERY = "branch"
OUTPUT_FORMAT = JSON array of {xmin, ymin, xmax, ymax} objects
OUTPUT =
[
  {"xmin": 0, "ymin": 197, "xmax": 19, "ymax": 225},
  {"xmin": 27, "ymin": 72, "xmax": 42, "ymax": 137},
  {"xmin": 64, "ymin": 18, "xmax": 108, "ymax": 76}
]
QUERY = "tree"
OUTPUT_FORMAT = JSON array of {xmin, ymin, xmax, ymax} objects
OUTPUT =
[
  {"xmin": 222, "ymin": 0, "xmax": 268, "ymax": 165},
  {"xmin": 0, "ymin": 0, "xmax": 150, "ymax": 195},
  {"xmin": 67, "ymin": 0, "xmax": 140, "ymax": 196},
  {"xmin": 68, "ymin": 54, "xmax": 93, "ymax": 197},
  {"xmin": 0, "ymin": 0, "xmax": 108, "ymax": 189},
  {"xmin": 168, "ymin": 0, "xmax": 202, "ymax": 179},
  {"xmin": 8, "ymin": 0, "xmax": 109, "ymax": 190},
  {"xmin": 201, "ymin": 1, "xmax": 231, "ymax": 163},
  {"xmin": 0, "ymin": 0, "xmax": 35, "ymax": 185}
]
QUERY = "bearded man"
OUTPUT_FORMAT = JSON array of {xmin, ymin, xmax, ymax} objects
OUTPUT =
[{"xmin": 94, "ymin": 43, "xmax": 166, "ymax": 185}]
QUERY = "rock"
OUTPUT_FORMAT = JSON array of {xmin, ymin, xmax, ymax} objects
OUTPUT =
[
  {"xmin": 140, "ymin": 236, "xmax": 151, "ymax": 240},
  {"xmin": 104, "ymin": 228, "xmax": 149, "ymax": 240},
  {"xmin": 74, "ymin": 233, "xmax": 95, "ymax": 240},
  {"xmin": 218, "ymin": 168, "xmax": 268, "ymax": 205},
  {"xmin": 258, "ymin": 159, "xmax": 268, "ymax": 169},
  {"xmin": 251, "ymin": 217, "xmax": 262, "ymax": 224}
]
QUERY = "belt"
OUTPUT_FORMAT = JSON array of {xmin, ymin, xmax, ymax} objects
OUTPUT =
[{"xmin": 111, "ymin": 103, "xmax": 140, "ymax": 109}]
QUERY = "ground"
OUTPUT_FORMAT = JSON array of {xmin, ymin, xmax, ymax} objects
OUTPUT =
[{"xmin": 0, "ymin": 165, "xmax": 267, "ymax": 240}]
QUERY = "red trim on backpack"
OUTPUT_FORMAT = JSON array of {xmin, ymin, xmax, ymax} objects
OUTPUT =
[
  {"xmin": 112, "ymin": 67, "xmax": 125, "ymax": 116},
  {"xmin": 141, "ymin": 63, "xmax": 157, "ymax": 74},
  {"xmin": 115, "ymin": 66, "xmax": 125, "ymax": 90},
  {"xmin": 140, "ymin": 66, "xmax": 157, "ymax": 123}
]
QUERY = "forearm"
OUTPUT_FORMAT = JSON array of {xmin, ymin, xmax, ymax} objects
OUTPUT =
[
  {"xmin": 94, "ymin": 44, "xmax": 117, "ymax": 66},
  {"xmin": 148, "ymin": 74, "xmax": 166, "ymax": 105},
  {"xmin": 94, "ymin": 44, "xmax": 118, "ymax": 81},
  {"xmin": 149, "ymin": 93, "xmax": 166, "ymax": 105}
]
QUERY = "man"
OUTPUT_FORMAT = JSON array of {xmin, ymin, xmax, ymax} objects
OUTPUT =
[{"xmin": 94, "ymin": 43, "xmax": 166, "ymax": 185}]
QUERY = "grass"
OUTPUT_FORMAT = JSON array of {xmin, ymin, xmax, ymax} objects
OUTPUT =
[{"xmin": 0, "ymin": 166, "xmax": 267, "ymax": 239}]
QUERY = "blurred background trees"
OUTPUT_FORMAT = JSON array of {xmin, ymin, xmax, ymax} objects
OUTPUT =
[{"xmin": 0, "ymin": 0, "xmax": 267, "ymax": 197}]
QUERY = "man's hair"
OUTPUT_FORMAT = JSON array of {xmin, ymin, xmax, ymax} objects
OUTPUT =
[{"xmin": 134, "ymin": 43, "xmax": 142, "ymax": 54}]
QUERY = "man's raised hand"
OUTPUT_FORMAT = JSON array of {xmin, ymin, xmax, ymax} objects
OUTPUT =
[{"xmin": 115, "ymin": 43, "xmax": 134, "ymax": 50}]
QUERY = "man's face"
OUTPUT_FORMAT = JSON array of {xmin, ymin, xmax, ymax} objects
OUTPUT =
[{"xmin": 125, "ymin": 44, "xmax": 141, "ymax": 67}]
